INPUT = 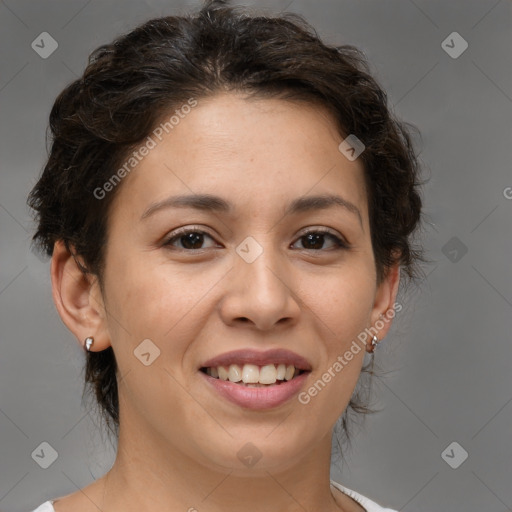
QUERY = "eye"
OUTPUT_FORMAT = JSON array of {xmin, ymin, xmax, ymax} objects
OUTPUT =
[
  {"xmin": 162, "ymin": 226, "xmax": 349, "ymax": 252},
  {"xmin": 292, "ymin": 228, "xmax": 349, "ymax": 251},
  {"xmin": 162, "ymin": 227, "xmax": 218, "ymax": 251}
]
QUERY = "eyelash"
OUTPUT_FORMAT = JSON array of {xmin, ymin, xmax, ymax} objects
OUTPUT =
[{"xmin": 162, "ymin": 226, "xmax": 349, "ymax": 252}]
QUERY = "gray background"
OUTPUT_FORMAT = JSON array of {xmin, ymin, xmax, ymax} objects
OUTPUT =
[{"xmin": 1, "ymin": 0, "xmax": 511, "ymax": 511}]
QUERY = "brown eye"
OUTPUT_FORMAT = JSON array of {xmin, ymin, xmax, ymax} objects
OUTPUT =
[
  {"xmin": 163, "ymin": 229, "xmax": 218, "ymax": 250},
  {"xmin": 293, "ymin": 229, "xmax": 349, "ymax": 251}
]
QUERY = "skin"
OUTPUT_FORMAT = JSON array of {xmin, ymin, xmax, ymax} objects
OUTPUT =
[{"xmin": 51, "ymin": 92, "xmax": 400, "ymax": 512}]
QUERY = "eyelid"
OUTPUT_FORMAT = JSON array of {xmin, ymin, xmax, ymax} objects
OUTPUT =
[
  {"xmin": 296, "ymin": 226, "xmax": 348, "ymax": 241},
  {"xmin": 294, "ymin": 227, "xmax": 350, "ymax": 250},
  {"xmin": 162, "ymin": 225, "xmax": 217, "ymax": 247},
  {"xmin": 162, "ymin": 225, "xmax": 350, "ymax": 251}
]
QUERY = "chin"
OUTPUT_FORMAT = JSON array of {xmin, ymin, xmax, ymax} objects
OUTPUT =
[{"xmin": 192, "ymin": 429, "xmax": 315, "ymax": 475}]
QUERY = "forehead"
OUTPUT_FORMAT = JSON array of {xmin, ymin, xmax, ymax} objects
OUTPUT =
[{"xmin": 109, "ymin": 93, "xmax": 368, "ymax": 224}]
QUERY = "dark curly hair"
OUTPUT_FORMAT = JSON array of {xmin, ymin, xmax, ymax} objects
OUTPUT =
[{"xmin": 27, "ymin": 0, "xmax": 426, "ymax": 453}]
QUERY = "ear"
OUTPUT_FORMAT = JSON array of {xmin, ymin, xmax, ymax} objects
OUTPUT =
[
  {"xmin": 369, "ymin": 260, "xmax": 401, "ymax": 340},
  {"xmin": 50, "ymin": 240, "xmax": 111, "ymax": 351}
]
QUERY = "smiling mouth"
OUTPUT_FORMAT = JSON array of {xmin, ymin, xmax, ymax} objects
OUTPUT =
[{"xmin": 200, "ymin": 363, "xmax": 308, "ymax": 387}]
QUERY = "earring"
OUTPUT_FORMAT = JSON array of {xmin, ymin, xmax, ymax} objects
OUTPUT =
[
  {"xmin": 84, "ymin": 336, "xmax": 94, "ymax": 352},
  {"xmin": 367, "ymin": 335, "xmax": 379, "ymax": 354}
]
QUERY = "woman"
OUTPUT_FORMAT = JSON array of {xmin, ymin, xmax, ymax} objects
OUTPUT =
[{"xmin": 27, "ymin": 0, "xmax": 424, "ymax": 510}]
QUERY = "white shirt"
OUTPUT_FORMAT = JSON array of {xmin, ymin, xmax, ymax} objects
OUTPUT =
[{"xmin": 30, "ymin": 480, "xmax": 398, "ymax": 512}]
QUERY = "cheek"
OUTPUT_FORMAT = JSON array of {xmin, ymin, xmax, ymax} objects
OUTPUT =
[
  {"xmin": 314, "ymin": 267, "xmax": 375, "ymax": 344},
  {"xmin": 101, "ymin": 255, "xmax": 198, "ymax": 411},
  {"xmin": 299, "ymin": 283, "xmax": 372, "ymax": 427},
  {"xmin": 104, "ymin": 251, "xmax": 216, "ymax": 368},
  {"xmin": 106, "ymin": 250, "xmax": 180, "ymax": 327}
]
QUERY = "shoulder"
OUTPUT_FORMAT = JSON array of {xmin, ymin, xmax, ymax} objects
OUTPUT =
[
  {"xmin": 330, "ymin": 480, "xmax": 399, "ymax": 512},
  {"xmin": 33, "ymin": 484, "xmax": 397, "ymax": 512},
  {"xmin": 29, "ymin": 501, "xmax": 55, "ymax": 512},
  {"xmin": 30, "ymin": 477, "xmax": 106, "ymax": 512}
]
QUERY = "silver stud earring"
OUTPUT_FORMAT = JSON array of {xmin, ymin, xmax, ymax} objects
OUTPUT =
[
  {"xmin": 85, "ymin": 337, "xmax": 94, "ymax": 352},
  {"xmin": 368, "ymin": 335, "xmax": 379, "ymax": 354}
]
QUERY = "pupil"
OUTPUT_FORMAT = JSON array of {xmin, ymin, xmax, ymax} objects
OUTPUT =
[
  {"xmin": 304, "ymin": 233, "xmax": 323, "ymax": 250},
  {"xmin": 182, "ymin": 233, "xmax": 203, "ymax": 249}
]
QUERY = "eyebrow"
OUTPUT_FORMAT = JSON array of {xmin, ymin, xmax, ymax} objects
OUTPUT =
[{"xmin": 140, "ymin": 193, "xmax": 363, "ymax": 228}]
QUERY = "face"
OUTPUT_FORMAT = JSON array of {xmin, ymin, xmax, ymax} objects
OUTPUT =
[{"xmin": 89, "ymin": 92, "xmax": 397, "ymax": 475}]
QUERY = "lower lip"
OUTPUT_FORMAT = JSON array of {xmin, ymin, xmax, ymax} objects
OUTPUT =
[{"xmin": 199, "ymin": 371, "xmax": 310, "ymax": 410}]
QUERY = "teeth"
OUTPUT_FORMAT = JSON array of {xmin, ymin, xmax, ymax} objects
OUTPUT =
[
  {"xmin": 218, "ymin": 366, "xmax": 229, "ymax": 381},
  {"xmin": 228, "ymin": 364, "xmax": 242, "ymax": 382},
  {"xmin": 259, "ymin": 364, "xmax": 277, "ymax": 384},
  {"xmin": 242, "ymin": 364, "xmax": 260, "ymax": 383},
  {"xmin": 284, "ymin": 364, "xmax": 295, "ymax": 381},
  {"xmin": 206, "ymin": 363, "xmax": 301, "ymax": 385}
]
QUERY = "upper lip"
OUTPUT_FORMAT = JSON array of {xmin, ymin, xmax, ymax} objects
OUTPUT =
[{"xmin": 200, "ymin": 348, "xmax": 312, "ymax": 371}]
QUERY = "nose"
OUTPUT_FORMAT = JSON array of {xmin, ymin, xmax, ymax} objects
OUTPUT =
[{"xmin": 219, "ymin": 241, "xmax": 301, "ymax": 332}]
